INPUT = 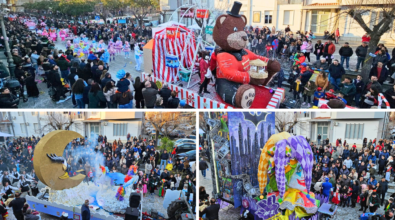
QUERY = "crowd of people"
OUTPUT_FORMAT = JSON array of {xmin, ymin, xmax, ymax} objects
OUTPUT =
[
  {"xmin": 0, "ymin": 133, "xmax": 196, "ymax": 219},
  {"xmin": 243, "ymin": 25, "xmax": 395, "ymax": 109},
  {"xmin": 0, "ymin": 13, "xmax": 184, "ymax": 109},
  {"xmin": 310, "ymin": 136, "xmax": 395, "ymax": 219}
]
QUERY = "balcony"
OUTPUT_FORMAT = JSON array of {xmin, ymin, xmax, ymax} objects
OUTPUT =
[{"xmin": 278, "ymin": 0, "xmax": 303, "ymax": 4}]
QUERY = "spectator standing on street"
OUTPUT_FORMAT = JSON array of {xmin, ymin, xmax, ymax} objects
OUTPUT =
[
  {"xmin": 9, "ymin": 193, "xmax": 26, "ymax": 220},
  {"xmin": 314, "ymin": 40, "xmax": 324, "ymax": 61},
  {"xmin": 323, "ymin": 40, "xmax": 336, "ymax": 64},
  {"xmin": 339, "ymin": 42, "xmax": 353, "ymax": 70},
  {"xmin": 335, "ymin": 28, "xmax": 340, "ymax": 44},
  {"xmin": 317, "ymin": 134, "xmax": 321, "ymax": 145},
  {"xmin": 355, "ymin": 42, "xmax": 368, "ymax": 72},
  {"xmin": 370, "ymin": 62, "xmax": 389, "ymax": 85},
  {"xmin": 353, "ymin": 75, "xmax": 365, "ymax": 107},
  {"xmin": 199, "ymin": 158, "xmax": 209, "ymax": 179},
  {"xmin": 81, "ymin": 199, "xmax": 90, "ymax": 220},
  {"xmin": 160, "ymin": 150, "xmax": 169, "ymax": 170},
  {"xmin": 142, "ymin": 81, "xmax": 158, "ymax": 108},
  {"xmin": 200, "ymin": 198, "xmax": 220, "ymax": 220},
  {"xmin": 338, "ymin": 77, "xmax": 356, "ymax": 105},
  {"xmin": 328, "ymin": 59, "xmax": 345, "ymax": 91}
]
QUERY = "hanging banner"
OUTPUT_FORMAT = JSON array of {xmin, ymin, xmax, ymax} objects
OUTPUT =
[
  {"xmin": 196, "ymin": 9, "xmax": 209, "ymax": 19},
  {"xmin": 118, "ymin": 19, "xmax": 126, "ymax": 24},
  {"xmin": 205, "ymin": 25, "xmax": 213, "ymax": 34}
]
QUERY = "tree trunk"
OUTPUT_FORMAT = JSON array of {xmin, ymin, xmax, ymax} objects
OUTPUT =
[
  {"xmin": 155, "ymin": 130, "xmax": 159, "ymax": 147},
  {"xmin": 361, "ymin": 35, "xmax": 381, "ymax": 84}
]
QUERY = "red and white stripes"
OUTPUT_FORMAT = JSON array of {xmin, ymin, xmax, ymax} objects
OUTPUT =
[{"xmin": 152, "ymin": 25, "xmax": 196, "ymax": 83}]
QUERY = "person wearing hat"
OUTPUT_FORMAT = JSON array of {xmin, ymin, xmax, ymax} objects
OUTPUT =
[
  {"xmin": 312, "ymin": 57, "xmax": 329, "ymax": 70},
  {"xmin": 322, "ymin": 177, "xmax": 332, "ymax": 197},
  {"xmin": 339, "ymin": 42, "xmax": 353, "ymax": 71},
  {"xmin": 355, "ymin": 41, "xmax": 368, "ymax": 72},
  {"xmin": 313, "ymin": 86, "xmax": 325, "ymax": 106},
  {"xmin": 369, "ymin": 191, "xmax": 381, "ymax": 212},
  {"xmin": 338, "ymin": 76, "xmax": 356, "ymax": 105}
]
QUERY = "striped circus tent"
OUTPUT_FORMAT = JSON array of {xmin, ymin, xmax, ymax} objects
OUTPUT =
[{"xmin": 152, "ymin": 25, "xmax": 196, "ymax": 83}]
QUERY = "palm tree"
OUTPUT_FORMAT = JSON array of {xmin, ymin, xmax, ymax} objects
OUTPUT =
[{"xmin": 157, "ymin": 136, "xmax": 174, "ymax": 153}]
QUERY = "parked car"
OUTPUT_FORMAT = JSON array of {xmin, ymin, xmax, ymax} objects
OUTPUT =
[
  {"xmin": 176, "ymin": 150, "xmax": 196, "ymax": 162},
  {"xmin": 175, "ymin": 138, "xmax": 196, "ymax": 146},
  {"xmin": 174, "ymin": 142, "xmax": 196, "ymax": 154},
  {"xmin": 191, "ymin": 130, "xmax": 196, "ymax": 135},
  {"xmin": 186, "ymin": 135, "xmax": 196, "ymax": 139}
]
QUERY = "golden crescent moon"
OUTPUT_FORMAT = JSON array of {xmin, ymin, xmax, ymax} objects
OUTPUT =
[{"xmin": 33, "ymin": 130, "xmax": 85, "ymax": 190}]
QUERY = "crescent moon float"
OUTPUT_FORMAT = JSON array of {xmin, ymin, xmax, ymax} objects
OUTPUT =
[{"xmin": 33, "ymin": 130, "xmax": 85, "ymax": 190}]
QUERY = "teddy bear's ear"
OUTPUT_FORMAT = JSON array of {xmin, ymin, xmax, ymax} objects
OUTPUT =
[
  {"xmin": 240, "ymin": 15, "xmax": 247, "ymax": 26},
  {"xmin": 216, "ymin": 15, "xmax": 228, "ymax": 26}
]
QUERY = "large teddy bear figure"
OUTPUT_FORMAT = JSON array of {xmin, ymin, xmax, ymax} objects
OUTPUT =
[{"xmin": 213, "ymin": 1, "xmax": 281, "ymax": 108}]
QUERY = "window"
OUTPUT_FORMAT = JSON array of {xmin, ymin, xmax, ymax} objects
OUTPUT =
[
  {"xmin": 304, "ymin": 112, "xmax": 310, "ymax": 118},
  {"xmin": 90, "ymin": 123, "xmax": 100, "ymax": 135},
  {"xmin": 283, "ymin": 10, "xmax": 294, "ymax": 25},
  {"xmin": 34, "ymin": 123, "xmax": 40, "ymax": 133},
  {"xmin": 20, "ymin": 123, "xmax": 26, "ymax": 133},
  {"xmin": 264, "ymin": 11, "xmax": 272, "ymax": 24},
  {"xmin": 113, "ymin": 123, "xmax": 127, "ymax": 136},
  {"xmin": 345, "ymin": 124, "xmax": 364, "ymax": 139},
  {"xmin": 317, "ymin": 122, "xmax": 329, "ymax": 141}
]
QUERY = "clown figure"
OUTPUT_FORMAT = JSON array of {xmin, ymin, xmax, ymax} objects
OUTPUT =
[
  {"xmin": 134, "ymin": 44, "xmax": 143, "ymax": 71},
  {"xmin": 98, "ymin": 40, "xmax": 106, "ymax": 51},
  {"xmin": 123, "ymin": 42, "xmax": 131, "ymax": 59},
  {"xmin": 82, "ymin": 43, "xmax": 89, "ymax": 58},
  {"xmin": 114, "ymin": 38, "xmax": 123, "ymax": 55},
  {"xmin": 258, "ymin": 132, "xmax": 318, "ymax": 219}
]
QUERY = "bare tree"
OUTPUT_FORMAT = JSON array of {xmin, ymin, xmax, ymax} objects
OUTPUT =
[
  {"xmin": 275, "ymin": 112, "xmax": 300, "ymax": 133},
  {"xmin": 37, "ymin": 112, "xmax": 81, "ymax": 134},
  {"xmin": 145, "ymin": 112, "xmax": 195, "ymax": 145},
  {"xmin": 342, "ymin": 0, "xmax": 395, "ymax": 82}
]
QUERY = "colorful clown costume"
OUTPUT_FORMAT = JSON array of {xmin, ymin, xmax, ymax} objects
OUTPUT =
[{"xmin": 258, "ymin": 132, "xmax": 317, "ymax": 219}]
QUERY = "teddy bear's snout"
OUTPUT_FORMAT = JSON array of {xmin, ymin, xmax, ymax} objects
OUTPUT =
[{"xmin": 242, "ymin": 36, "xmax": 247, "ymax": 41}]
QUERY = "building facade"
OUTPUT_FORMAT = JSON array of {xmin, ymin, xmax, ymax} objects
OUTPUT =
[
  {"xmin": 292, "ymin": 112, "xmax": 389, "ymax": 147},
  {"xmin": 0, "ymin": 112, "xmax": 144, "ymax": 142}
]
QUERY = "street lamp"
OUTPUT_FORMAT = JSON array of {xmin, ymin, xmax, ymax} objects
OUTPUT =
[{"xmin": 0, "ymin": 4, "xmax": 15, "ymax": 78}]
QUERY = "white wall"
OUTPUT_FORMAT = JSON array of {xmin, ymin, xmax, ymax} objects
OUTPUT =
[
  {"xmin": 331, "ymin": 120, "xmax": 381, "ymax": 145},
  {"xmin": 101, "ymin": 121, "xmax": 142, "ymax": 142},
  {"xmin": 276, "ymin": 4, "xmax": 302, "ymax": 32}
]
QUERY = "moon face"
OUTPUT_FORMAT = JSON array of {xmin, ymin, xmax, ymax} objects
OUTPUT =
[{"xmin": 33, "ymin": 130, "xmax": 85, "ymax": 190}]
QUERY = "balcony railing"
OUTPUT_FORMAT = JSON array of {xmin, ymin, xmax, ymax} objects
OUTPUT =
[{"xmin": 278, "ymin": 0, "xmax": 303, "ymax": 4}]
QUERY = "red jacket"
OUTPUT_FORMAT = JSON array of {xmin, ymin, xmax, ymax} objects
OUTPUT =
[
  {"xmin": 210, "ymin": 52, "xmax": 217, "ymax": 71},
  {"xmin": 216, "ymin": 49, "xmax": 269, "ymax": 84},
  {"xmin": 323, "ymin": 43, "xmax": 336, "ymax": 55},
  {"xmin": 362, "ymin": 35, "xmax": 370, "ymax": 42}
]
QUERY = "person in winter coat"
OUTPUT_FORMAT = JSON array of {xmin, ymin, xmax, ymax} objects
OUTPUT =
[
  {"xmin": 353, "ymin": 75, "xmax": 365, "ymax": 107},
  {"xmin": 313, "ymin": 57, "xmax": 329, "ymax": 70},
  {"xmin": 288, "ymin": 65, "xmax": 300, "ymax": 92},
  {"xmin": 373, "ymin": 49, "xmax": 389, "ymax": 67},
  {"xmin": 355, "ymin": 42, "xmax": 368, "ymax": 72},
  {"xmin": 302, "ymin": 80, "xmax": 316, "ymax": 107},
  {"xmin": 103, "ymin": 81, "xmax": 116, "ymax": 108},
  {"xmin": 339, "ymin": 42, "xmax": 354, "ymax": 70},
  {"xmin": 370, "ymin": 62, "xmax": 389, "ymax": 85},
  {"xmin": 0, "ymin": 87, "xmax": 19, "ymax": 108},
  {"xmin": 323, "ymin": 40, "xmax": 336, "ymax": 64},
  {"xmin": 25, "ymin": 73, "xmax": 39, "ymax": 97},
  {"xmin": 351, "ymin": 181, "xmax": 360, "ymax": 208},
  {"xmin": 339, "ymin": 165, "xmax": 350, "ymax": 176},
  {"xmin": 293, "ymin": 78, "xmax": 302, "ymax": 100},
  {"xmin": 379, "ymin": 177, "xmax": 389, "ymax": 206},
  {"xmin": 328, "ymin": 59, "xmax": 345, "ymax": 91},
  {"xmin": 314, "ymin": 40, "xmax": 324, "ymax": 60},
  {"xmin": 303, "ymin": 40, "xmax": 313, "ymax": 62},
  {"xmin": 159, "ymin": 83, "xmax": 171, "ymax": 108},
  {"xmin": 315, "ymin": 71, "xmax": 329, "ymax": 91},
  {"xmin": 338, "ymin": 77, "xmax": 356, "ymax": 105},
  {"xmin": 369, "ymin": 192, "xmax": 381, "ymax": 212},
  {"xmin": 88, "ymin": 83, "xmax": 106, "ymax": 108}
]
